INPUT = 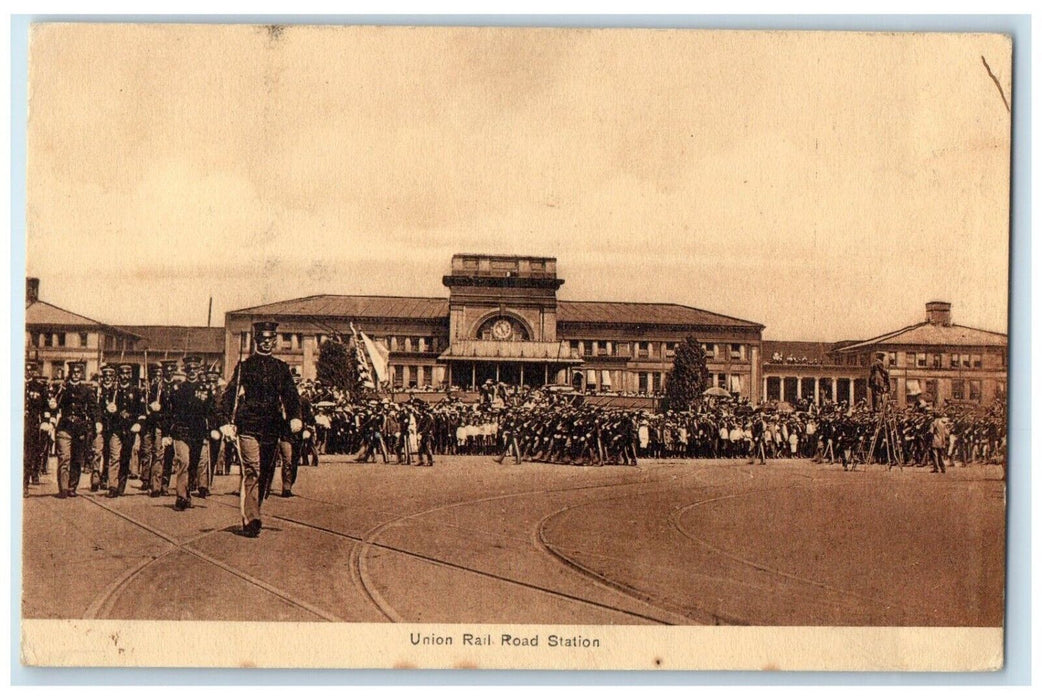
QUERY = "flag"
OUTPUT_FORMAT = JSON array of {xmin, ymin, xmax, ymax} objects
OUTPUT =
[{"xmin": 359, "ymin": 331, "xmax": 389, "ymax": 386}]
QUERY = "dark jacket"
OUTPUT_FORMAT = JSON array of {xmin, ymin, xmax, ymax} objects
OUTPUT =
[
  {"xmin": 221, "ymin": 353, "xmax": 301, "ymax": 442},
  {"xmin": 57, "ymin": 381, "xmax": 100, "ymax": 437},
  {"xmin": 168, "ymin": 380, "xmax": 219, "ymax": 442}
]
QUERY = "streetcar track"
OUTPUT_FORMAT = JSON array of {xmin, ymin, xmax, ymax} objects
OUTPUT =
[
  {"xmin": 667, "ymin": 488, "xmax": 912, "ymax": 619},
  {"xmin": 80, "ymin": 494, "xmax": 344, "ymax": 622},
  {"xmin": 209, "ymin": 480, "xmax": 686, "ymax": 624}
]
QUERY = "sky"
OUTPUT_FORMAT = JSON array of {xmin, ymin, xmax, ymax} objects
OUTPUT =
[{"xmin": 26, "ymin": 25, "xmax": 1012, "ymax": 341}]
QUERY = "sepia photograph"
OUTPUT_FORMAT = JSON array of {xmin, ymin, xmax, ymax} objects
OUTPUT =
[{"xmin": 19, "ymin": 22, "xmax": 1012, "ymax": 671}]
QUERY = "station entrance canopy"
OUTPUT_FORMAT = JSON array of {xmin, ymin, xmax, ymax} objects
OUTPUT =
[{"xmin": 438, "ymin": 339, "xmax": 582, "ymax": 387}]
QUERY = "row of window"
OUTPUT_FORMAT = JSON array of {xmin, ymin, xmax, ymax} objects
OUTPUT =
[
  {"xmin": 846, "ymin": 351, "xmax": 999, "ymax": 369},
  {"xmin": 567, "ymin": 340, "xmax": 747, "ymax": 361},
  {"xmin": 30, "ymin": 331, "xmax": 92, "ymax": 349},
  {"xmin": 391, "ymin": 364, "xmax": 435, "ymax": 388}
]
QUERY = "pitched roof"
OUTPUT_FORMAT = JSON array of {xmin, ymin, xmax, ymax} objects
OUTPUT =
[
  {"xmin": 836, "ymin": 322, "xmax": 1007, "ymax": 351},
  {"xmin": 556, "ymin": 300, "xmax": 763, "ymax": 328},
  {"xmin": 120, "ymin": 326, "xmax": 225, "ymax": 354},
  {"xmin": 26, "ymin": 300, "xmax": 138, "ymax": 337},
  {"xmin": 229, "ymin": 295, "xmax": 449, "ymax": 320},
  {"xmin": 228, "ymin": 294, "xmax": 763, "ymax": 330}
]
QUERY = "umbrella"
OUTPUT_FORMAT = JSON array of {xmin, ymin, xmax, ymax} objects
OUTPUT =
[
  {"xmin": 313, "ymin": 401, "xmax": 337, "ymax": 408},
  {"xmin": 776, "ymin": 401, "xmax": 795, "ymax": 413},
  {"xmin": 703, "ymin": 387, "xmax": 731, "ymax": 398}
]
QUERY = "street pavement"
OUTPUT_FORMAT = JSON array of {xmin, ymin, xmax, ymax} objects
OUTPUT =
[{"xmin": 21, "ymin": 455, "xmax": 1006, "ymax": 626}]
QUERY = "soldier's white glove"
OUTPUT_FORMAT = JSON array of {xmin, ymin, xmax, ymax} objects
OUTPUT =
[
  {"xmin": 162, "ymin": 437, "xmax": 172, "ymax": 447},
  {"xmin": 149, "ymin": 401, "xmax": 161, "ymax": 412},
  {"xmin": 48, "ymin": 399, "xmax": 57, "ymax": 409},
  {"xmin": 302, "ymin": 429, "xmax": 311, "ymax": 440},
  {"xmin": 95, "ymin": 422, "xmax": 104, "ymax": 433},
  {"xmin": 107, "ymin": 402, "xmax": 118, "ymax": 413},
  {"xmin": 130, "ymin": 423, "xmax": 141, "ymax": 434},
  {"xmin": 210, "ymin": 430, "xmax": 221, "ymax": 441},
  {"xmin": 39, "ymin": 422, "xmax": 52, "ymax": 433},
  {"xmin": 220, "ymin": 424, "xmax": 237, "ymax": 439},
  {"xmin": 290, "ymin": 418, "xmax": 303, "ymax": 434}
]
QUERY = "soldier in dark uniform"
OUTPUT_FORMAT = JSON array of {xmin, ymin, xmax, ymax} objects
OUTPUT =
[
  {"xmin": 148, "ymin": 360, "xmax": 179, "ymax": 496},
  {"xmin": 24, "ymin": 360, "xmax": 50, "ymax": 496},
  {"xmin": 105, "ymin": 363, "xmax": 146, "ymax": 498},
  {"xmin": 415, "ymin": 404, "xmax": 436, "ymax": 466},
  {"xmin": 137, "ymin": 362, "xmax": 162, "ymax": 492},
  {"xmin": 220, "ymin": 322, "xmax": 302, "ymax": 537},
  {"xmin": 204, "ymin": 370, "xmax": 228, "ymax": 476},
  {"xmin": 167, "ymin": 356, "xmax": 219, "ymax": 510},
  {"xmin": 91, "ymin": 364, "xmax": 118, "ymax": 492},
  {"xmin": 54, "ymin": 360, "xmax": 101, "ymax": 498}
]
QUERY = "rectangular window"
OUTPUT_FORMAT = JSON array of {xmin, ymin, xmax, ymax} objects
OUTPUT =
[
  {"xmin": 665, "ymin": 342, "xmax": 676, "ymax": 358},
  {"xmin": 393, "ymin": 365, "xmax": 404, "ymax": 388},
  {"xmin": 972, "ymin": 354, "xmax": 982, "ymax": 369},
  {"xmin": 730, "ymin": 343, "xmax": 742, "ymax": 360},
  {"xmin": 916, "ymin": 353, "xmax": 927, "ymax": 368},
  {"xmin": 569, "ymin": 340, "xmax": 580, "ymax": 357},
  {"xmin": 951, "ymin": 380, "xmax": 965, "ymax": 400},
  {"xmin": 969, "ymin": 380, "xmax": 981, "ymax": 401},
  {"xmin": 43, "ymin": 333, "xmax": 53, "ymax": 348},
  {"xmin": 422, "ymin": 366, "xmax": 432, "ymax": 386},
  {"xmin": 56, "ymin": 333, "xmax": 66, "ymax": 347},
  {"xmin": 931, "ymin": 353, "xmax": 942, "ymax": 369},
  {"xmin": 887, "ymin": 352, "xmax": 896, "ymax": 367},
  {"xmin": 950, "ymin": 354, "xmax": 960, "ymax": 369},
  {"xmin": 961, "ymin": 354, "xmax": 971, "ymax": 368},
  {"xmin": 638, "ymin": 342, "xmax": 649, "ymax": 359},
  {"xmin": 638, "ymin": 373, "xmax": 648, "ymax": 393},
  {"xmin": 652, "ymin": 373, "xmax": 662, "ymax": 392},
  {"xmin": 79, "ymin": 332, "xmax": 89, "ymax": 348},
  {"xmin": 702, "ymin": 343, "xmax": 715, "ymax": 358},
  {"xmin": 907, "ymin": 352, "xmax": 916, "ymax": 367},
  {"xmin": 717, "ymin": 373, "xmax": 727, "ymax": 389}
]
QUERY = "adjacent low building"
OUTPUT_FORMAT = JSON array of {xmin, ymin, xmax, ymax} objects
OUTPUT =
[{"xmin": 830, "ymin": 301, "xmax": 1007, "ymax": 407}]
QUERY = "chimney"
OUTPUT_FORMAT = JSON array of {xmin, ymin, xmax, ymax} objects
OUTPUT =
[
  {"xmin": 26, "ymin": 277, "xmax": 40, "ymax": 304},
  {"xmin": 926, "ymin": 301, "xmax": 952, "ymax": 326}
]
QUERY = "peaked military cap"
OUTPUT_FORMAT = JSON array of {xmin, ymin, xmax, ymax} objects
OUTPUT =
[
  {"xmin": 118, "ymin": 362, "xmax": 136, "ymax": 372},
  {"xmin": 252, "ymin": 321, "xmax": 279, "ymax": 337},
  {"xmin": 182, "ymin": 355, "xmax": 203, "ymax": 368},
  {"xmin": 160, "ymin": 359, "xmax": 179, "ymax": 370},
  {"xmin": 67, "ymin": 360, "xmax": 86, "ymax": 370},
  {"xmin": 100, "ymin": 364, "xmax": 117, "ymax": 374}
]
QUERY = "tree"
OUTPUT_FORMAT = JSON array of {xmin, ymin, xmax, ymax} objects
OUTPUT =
[
  {"xmin": 316, "ymin": 339, "xmax": 359, "ymax": 396},
  {"xmin": 662, "ymin": 336, "xmax": 710, "ymax": 412}
]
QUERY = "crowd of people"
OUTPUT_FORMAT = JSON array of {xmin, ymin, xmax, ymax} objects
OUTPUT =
[
  {"xmin": 303, "ymin": 380, "xmax": 1007, "ymax": 472},
  {"xmin": 25, "ymin": 355, "xmax": 1009, "ymax": 509}
]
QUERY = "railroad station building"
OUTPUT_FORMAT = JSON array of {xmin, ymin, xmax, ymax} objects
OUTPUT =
[
  {"xmin": 224, "ymin": 254, "xmax": 766, "ymax": 400},
  {"xmin": 829, "ymin": 301, "xmax": 1008, "ymax": 407}
]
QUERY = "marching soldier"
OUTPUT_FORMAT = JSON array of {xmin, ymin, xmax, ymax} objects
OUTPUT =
[
  {"xmin": 91, "ymin": 364, "xmax": 118, "ymax": 492},
  {"xmin": 205, "ymin": 369, "xmax": 229, "ymax": 476},
  {"xmin": 220, "ymin": 321, "xmax": 302, "ymax": 538},
  {"xmin": 24, "ymin": 360, "xmax": 50, "ymax": 496},
  {"xmin": 149, "ymin": 359, "xmax": 179, "ymax": 496},
  {"xmin": 167, "ymin": 356, "xmax": 219, "ymax": 510},
  {"xmin": 105, "ymin": 363, "xmax": 146, "ymax": 498},
  {"xmin": 137, "ymin": 363, "xmax": 162, "ymax": 492},
  {"xmin": 54, "ymin": 360, "xmax": 101, "ymax": 498}
]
